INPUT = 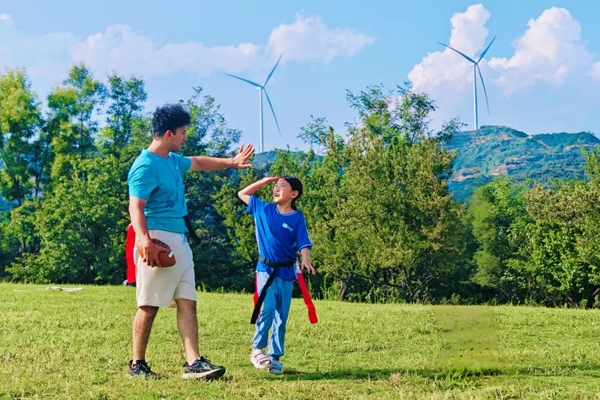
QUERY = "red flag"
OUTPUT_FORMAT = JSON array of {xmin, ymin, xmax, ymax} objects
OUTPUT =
[
  {"xmin": 296, "ymin": 271, "xmax": 318, "ymax": 324},
  {"xmin": 126, "ymin": 224, "xmax": 136, "ymax": 284},
  {"xmin": 251, "ymin": 266, "xmax": 318, "ymax": 324},
  {"xmin": 253, "ymin": 272, "xmax": 259, "ymax": 306}
]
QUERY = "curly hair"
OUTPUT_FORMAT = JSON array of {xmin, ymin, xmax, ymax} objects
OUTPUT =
[{"xmin": 152, "ymin": 103, "xmax": 191, "ymax": 137}]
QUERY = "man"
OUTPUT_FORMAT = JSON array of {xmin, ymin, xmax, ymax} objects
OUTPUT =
[{"xmin": 127, "ymin": 103, "xmax": 254, "ymax": 379}]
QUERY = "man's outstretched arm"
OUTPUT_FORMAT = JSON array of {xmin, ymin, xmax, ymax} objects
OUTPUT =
[{"xmin": 189, "ymin": 144, "xmax": 254, "ymax": 171}]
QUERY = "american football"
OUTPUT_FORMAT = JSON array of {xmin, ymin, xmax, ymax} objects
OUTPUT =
[{"xmin": 136, "ymin": 238, "xmax": 176, "ymax": 267}]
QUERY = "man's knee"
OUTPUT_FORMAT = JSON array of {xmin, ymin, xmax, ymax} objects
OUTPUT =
[
  {"xmin": 138, "ymin": 305, "xmax": 159, "ymax": 318},
  {"xmin": 175, "ymin": 298, "xmax": 197, "ymax": 311}
]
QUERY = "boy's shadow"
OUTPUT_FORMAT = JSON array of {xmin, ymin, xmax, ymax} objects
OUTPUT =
[
  {"xmin": 274, "ymin": 365, "xmax": 600, "ymax": 381},
  {"xmin": 278, "ymin": 368, "xmax": 401, "ymax": 381}
]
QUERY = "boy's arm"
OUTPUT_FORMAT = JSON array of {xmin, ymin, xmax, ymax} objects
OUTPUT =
[
  {"xmin": 237, "ymin": 176, "xmax": 279, "ymax": 205},
  {"xmin": 300, "ymin": 247, "xmax": 315, "ymax": 274},
  {"xmin": 129, "ymin": 197, "xmax": 165, "ymax": 267},
  {"xmin": 189, "ymin": 144, "xmax": 254, "ymax": 171}
]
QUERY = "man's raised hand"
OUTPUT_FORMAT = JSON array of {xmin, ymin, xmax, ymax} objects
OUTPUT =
[{"xmin": 231, "ymin": 144, "xmax": 255, "ymax": 169}]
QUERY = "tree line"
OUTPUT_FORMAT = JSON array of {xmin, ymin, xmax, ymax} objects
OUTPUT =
[{"xmin": 1, "ymin": 65, "xmax": 599, "ymax": 307}]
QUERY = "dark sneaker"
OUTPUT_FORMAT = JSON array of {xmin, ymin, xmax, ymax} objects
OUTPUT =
[
  {"xmin": 128, "ymin": 360, "xmax": 160, "ymax": 379},
  {"xmin": 182, "ymin": 356, "xmax": 226, "ymax": 380}
]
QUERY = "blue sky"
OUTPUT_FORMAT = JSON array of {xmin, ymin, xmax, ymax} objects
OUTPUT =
[{"xmin": 1, "ymin": 0, "xmax": 600, "ymax": 152}]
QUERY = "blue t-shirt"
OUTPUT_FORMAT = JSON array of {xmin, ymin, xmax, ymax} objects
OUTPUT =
[
  {"xmin": 128, "ymin": 149, "xmax": 192, "ymax": 233},
  {"xmin": 246, "ymin": 195, "xmax": 313, "ymax": 280}
]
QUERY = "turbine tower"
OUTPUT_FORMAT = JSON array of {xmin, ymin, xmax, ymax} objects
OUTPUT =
[
  {"xmin": 225, "ymin": 55, "xmax": 283, "ymax": 153},
  {"xmin": 439, "ymin": 36, "xmax": 496, "ymax": 133}
]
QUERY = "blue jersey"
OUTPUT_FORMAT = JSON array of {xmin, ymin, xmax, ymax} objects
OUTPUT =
[
  {"xmin": 247, "ymin": 195, "xmax": 313, "ymax": 280},
  {"xmin": 128, "ymin": 149, "xmax": 192, "ymax": 233}
]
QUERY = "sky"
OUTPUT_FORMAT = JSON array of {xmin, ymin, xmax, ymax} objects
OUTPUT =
[{"xmin": 1, "ymin": 0, "xmax": 600, "ymax": 152}]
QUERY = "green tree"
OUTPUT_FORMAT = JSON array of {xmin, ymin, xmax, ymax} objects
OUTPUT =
[
  {"xmin": 0, "ymin": 69, "xmax": 44, "ymax": 262},
  {"xmin": 323, "ymin": 87, "xmax": 464, "ymax": 302},
  {"xmin": 469, "ymin": 178, "xmax": 534, "ymax": 303},
  {"xmin": 46, "ymin": 64, "xmax": 105, "ymax": 179},
  {"xmin": 8, "ymin": 156, "xmax": 128, "ymax": 283},
  {"xmin": 524, "ymin": 174, "xmax": 600, "ymax": 306},
  {"xmin": 0, "ymin": 69, "xmax": 42, "ymax": 205},
  {"xmin": 99, "ymin": 74, "xmax": 147, "ymax": 158}
]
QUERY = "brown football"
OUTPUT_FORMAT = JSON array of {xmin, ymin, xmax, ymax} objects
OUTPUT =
[{"xmin": 136, "ymin": 238, "xmax": 176, "ymax": 267}]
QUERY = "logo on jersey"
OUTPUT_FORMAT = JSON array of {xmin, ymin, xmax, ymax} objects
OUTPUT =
[{"xmin": 282, "ymin": 223, "xmax": 294, "ymax": 232}]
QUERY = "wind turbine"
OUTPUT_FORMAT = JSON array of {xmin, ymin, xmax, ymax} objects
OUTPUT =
[
  {"xmin": 225, "ymin": 55, "xmax": 283, "ymax": 153},
  {"xmin": 439, "ymin": 36, "xmax": 496, "ymax": 133}
]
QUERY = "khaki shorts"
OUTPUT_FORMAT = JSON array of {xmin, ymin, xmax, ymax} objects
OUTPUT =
[{"xmin": 134, "ymin": 229, "xmax": 197, "ymax": 307}]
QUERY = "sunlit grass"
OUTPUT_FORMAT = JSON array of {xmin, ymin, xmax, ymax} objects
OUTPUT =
[{"xmin": 1, "ymin": 283, "xmax": 600, "ymax": 399}]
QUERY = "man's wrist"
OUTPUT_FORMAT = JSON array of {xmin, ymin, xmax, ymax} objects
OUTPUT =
[{"xmin": 139, "ymin": 233, "xmax": 152, "ymax": 245}]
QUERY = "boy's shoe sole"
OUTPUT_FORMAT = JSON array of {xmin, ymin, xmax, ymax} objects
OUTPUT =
[
  {"xmin": 269, "ymin": 368, "xmax": 282, "ymax": 375},
  {"xmin": 181, "ymin": 366, "xmax": 226, "ymax": 380}
]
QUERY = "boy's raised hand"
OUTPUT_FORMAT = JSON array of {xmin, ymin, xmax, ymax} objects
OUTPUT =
[
  {"xmin": 263, "ymin": 176, "xmax": 279, "ymax": 183},
  {"xmin": 237, "ymin": 175, "xmax": 279, "ymax": 205}
]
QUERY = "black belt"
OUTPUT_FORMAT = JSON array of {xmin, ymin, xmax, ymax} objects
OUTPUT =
[
  {"xmin": 250, "ymin": 257, "xmax": 295, "ymax": 324},
  {"xmin": 257, "ymin": 256, "xmax": 295, "ymax": 268}
]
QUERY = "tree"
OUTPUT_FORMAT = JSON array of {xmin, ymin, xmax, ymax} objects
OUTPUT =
[
  {"xmin": 8, "ymin": 156, "xmax": 128, "ymax": 283},
  {"xmin": 0, "ymin": 69, "xmax": 44, "ymax": 261},
  {"xmin": 99, "ymin": 74, "xmax": 147, "ymax": 158},
  {"xmin": 46, "ymin": 64, "xmax": 105, "ymax": 179},
  {"xmin": 469, "ymin": 178, "xmax": 534, "ymax": 303},
  {"xmin": 524, "ymin": 169, "xmax": 600, "ymax": 307},
  {"xmin": 0, "ymin": 69, "xmax": 42, "ymax": 205}
]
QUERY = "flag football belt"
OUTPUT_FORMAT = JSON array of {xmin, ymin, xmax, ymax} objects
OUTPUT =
[{"xmin": 251, "ymin": 257, "xmax": 318, "ymax": 325}]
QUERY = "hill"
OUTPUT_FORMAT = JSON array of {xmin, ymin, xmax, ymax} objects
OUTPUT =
[
  {"xmin": 252, "ymin": 150, "xmax": 309, "ymax": 169},
  {"xmin": 252, "ymin": 127, "xmax": 600, "ymax": 200},
  {"xmin": 446, "ymin": 126, "xmax": 600, "ymax": 199}
]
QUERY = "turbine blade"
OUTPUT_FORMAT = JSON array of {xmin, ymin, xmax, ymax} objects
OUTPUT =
[
  {"xmin": 438, "ymin": 42, "xmax": 477, "ymax": 64},
  {"xmin": 224, "ymin": 73, "xmax": 262, "ymax": 88},
  {"xmin": 264, "ymin": 54, "xmax": 283, "ymax": 87},
  {"xmin": 477, "ymin": 65, "xmax": 490, "ymax": 116},
  {"xmin": 477, "ymin": 35, "xmax": 496, "ymax": 63},
  {"xmin": 263, "ymin": 89, "xmax": 281, "ymax": 136}
]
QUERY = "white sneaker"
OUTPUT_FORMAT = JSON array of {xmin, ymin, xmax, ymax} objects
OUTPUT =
[
  {"xmin": 250, "ymin": 349, "xmax": 271, "ymax": 370},
  {"xmin": 269, "ymin": 358, "xmax": 283, "ymax": 375}
]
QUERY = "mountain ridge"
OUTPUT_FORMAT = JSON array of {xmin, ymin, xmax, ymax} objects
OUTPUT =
[{"xmin": 253, "ymin": 126, "xmax": 600, "ymax": 200}]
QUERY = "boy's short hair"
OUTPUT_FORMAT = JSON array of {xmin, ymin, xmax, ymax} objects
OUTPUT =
[{"xmin": 152, "ymin": 103, "xmax": 191, "ymax": 137}]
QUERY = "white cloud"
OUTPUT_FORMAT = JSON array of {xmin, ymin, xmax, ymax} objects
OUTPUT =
[
  {"xmin": 70, "ymin": 25, "xmax": 263, "ymax": 78},
  {"xmin": 489, "ymin": 7, "xmax": 592, "ymax": 95},
  {"xmin": 408, "ymin": 4, "xmax": 490, "ymax": 94},
  {"xmin": 409, "ymin": 5, "xmax": 598, "ymax": 102},
  {"xmin": 266, "ymin": 15, "xmax": 375, "ymax": 64},
  {"xmin": 0, "ymin": 13, "xmax": 74, "ymax": 83},
  {"xmin": 70, "ymin": 15, "xmax": 374, "ymax": 79},
  {"xmin": 1, "ymin": 13, "xmax": 14, "ymax": 29},
  {"xmin": 0, "ymin": 14, "xmax": 373, "ymax": 85},
  {"xmin": 589, "ymin": 62, "xmax": 600, "ymax": 81}
]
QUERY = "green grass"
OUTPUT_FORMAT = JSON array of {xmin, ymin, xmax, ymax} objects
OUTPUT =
[{"xmin": 2, "ymin": 284, "xmax": 600, "ymax": 399}]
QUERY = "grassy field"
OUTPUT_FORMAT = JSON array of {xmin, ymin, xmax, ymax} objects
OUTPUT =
[{"xmin": 1, "ymin": 283, "xmax": 600, "ymax": 399}]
